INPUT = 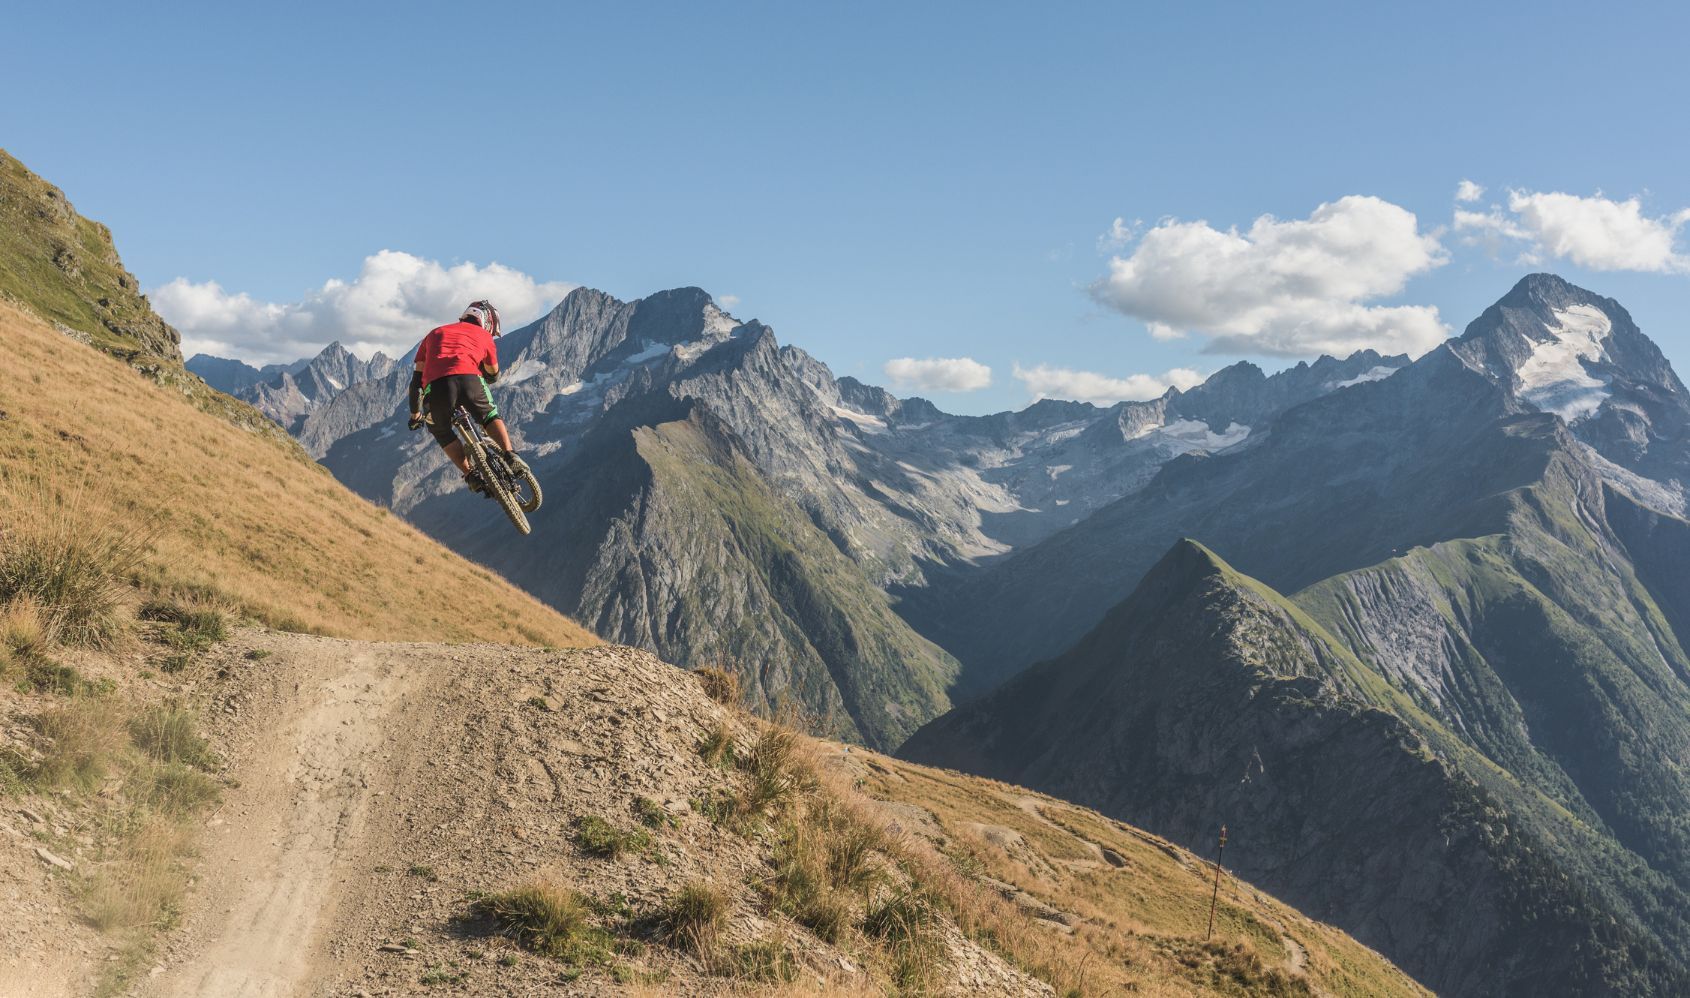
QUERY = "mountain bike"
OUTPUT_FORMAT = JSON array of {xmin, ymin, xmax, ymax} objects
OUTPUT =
[{"xmin": 453, "ymin": 405, "xmax": 542, "ymax": 535}]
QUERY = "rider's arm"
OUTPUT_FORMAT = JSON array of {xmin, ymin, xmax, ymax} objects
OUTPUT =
[{"xmin": 408, "ymin": 361, "xmax": 424, "ymax": 415}]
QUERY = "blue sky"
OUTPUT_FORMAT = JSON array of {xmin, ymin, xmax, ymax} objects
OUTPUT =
[{"xmin": 7, "ymin": 1, "xmax": 1690, "ymax": 413}]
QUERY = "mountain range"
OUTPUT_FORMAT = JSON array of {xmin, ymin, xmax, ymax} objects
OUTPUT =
[
  {"xmin": 903, "ymin": 274, "xmax": 1690, "ymax": 993},
  {"xmin": 189, "ymin": 344, "xmax": 397, "ymax": 431},
  {"xmin": 193, "ymin": 286, "xmax": 1403, "ymax": 747},
  {"xmin": 208, "ymin": 269, "xmax": 1690, "ymax": 994}
]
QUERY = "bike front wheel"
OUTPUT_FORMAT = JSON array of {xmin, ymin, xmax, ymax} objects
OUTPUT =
[{"xmin": 462, "ymin": 428, "xmax": 530, "ymax": 536}]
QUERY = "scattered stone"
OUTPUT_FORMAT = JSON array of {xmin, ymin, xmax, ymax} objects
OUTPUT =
[{"xmin": 35, "ymin": 847, "xmax": 74, "ymax": 871}]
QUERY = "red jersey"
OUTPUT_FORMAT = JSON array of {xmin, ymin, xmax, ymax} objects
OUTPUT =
[{"xmin": 416, "ymin": 321, "xmax": 497, "ymax": 384}]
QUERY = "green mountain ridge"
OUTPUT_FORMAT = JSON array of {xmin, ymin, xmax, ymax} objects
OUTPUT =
[{"xmin": 903, "ymin": 539, "xmax": 1690, "ymax": 996}]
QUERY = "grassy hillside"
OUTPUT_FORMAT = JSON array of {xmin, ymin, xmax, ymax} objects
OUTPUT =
[
  {"xmin": 846, "ymin": 746, "xmax": 1428, "ymax": 998},
  {"xmin": 0, "ymin": 150, "xmax": 178, "ymax": 366},
  {"xmin": 0, "ymin": 301, "xmax": 596, "ymax": 647}
]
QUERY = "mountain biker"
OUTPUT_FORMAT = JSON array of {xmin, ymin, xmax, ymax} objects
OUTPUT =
[{"xmin": 406, "ymin": 300, "xmax": 527, "ymax": 493}]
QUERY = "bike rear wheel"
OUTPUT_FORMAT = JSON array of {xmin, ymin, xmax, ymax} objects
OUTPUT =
[{"xmin": 514, "ymin": 465, "xmax": 542, "ymax": 513}]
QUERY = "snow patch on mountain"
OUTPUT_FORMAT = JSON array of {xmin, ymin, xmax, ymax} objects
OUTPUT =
[
  {"xmin": 502, "ymin": 358, "xmax": 545, "ymax": 385},
  {"xmin": 1518, "ymin": 304, "xmax": 1613, "ymax": 421},
  {"xmin": 832, "ymin": 405, "xmax": 888, "ymax": 434},
  {"xmin": 1335, "ymin": 365, "xmax": 1398, "ymax": 389},
  {"xmin": 1158, "ymin": 419, "xmax": 1251, "ymax": 452}
]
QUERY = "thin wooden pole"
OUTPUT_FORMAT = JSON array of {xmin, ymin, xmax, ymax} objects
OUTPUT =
[{"xmin": 1205, "ymin": 824, "xmax": 1228, "ymax": 941}]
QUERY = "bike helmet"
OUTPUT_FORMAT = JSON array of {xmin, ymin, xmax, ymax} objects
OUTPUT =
[{"xmin": 460, "ymin": 299, "xmax": 502, "ymax": 337}]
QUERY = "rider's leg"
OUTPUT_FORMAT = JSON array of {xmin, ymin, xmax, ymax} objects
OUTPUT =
[
  {"xmin": 424, "ymin": 378, "xmax": 476, "ymax": 478},
  {"xmin": 486, "ymin": 418, "xmax": 514, "ymax": 454},
  {"xmin": 442, "ymin": 439, "xmax": 472, "ymax": 474}
]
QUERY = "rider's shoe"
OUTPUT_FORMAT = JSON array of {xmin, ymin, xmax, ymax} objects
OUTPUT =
[{"xmin": 463, "ymin": 470, "xmax": 487, "ymax": 494}]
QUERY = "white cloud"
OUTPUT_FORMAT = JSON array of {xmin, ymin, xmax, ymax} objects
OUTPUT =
[
  {"xmin": 1091, "ymin": 195, "xmax": 1448, "ymax": 358},
  {"xmin": 1012, "ymin": 363, "xmax": 1204, "ymax": 405},
  {"xmin": 717, "ymin": 294, "xmax": 741, "ymax": 310},
  {"xmin": 1455, "ymin": 179, "xmax": 1485, "ymax": 203},
  {"xmin": 152, "ymin": 250, "xmax": 577, "ymax": 365},
  {"xmin": 1455, "ymin": 190, "xmax": 1690, "ymax": 273},
  {"xmin": 882, "ymin": 356, "xmax": 993, "ymax": 393},
  {"xmin": 1097, "ymin": 217, "xmax": 1137, "ymax": 252}
]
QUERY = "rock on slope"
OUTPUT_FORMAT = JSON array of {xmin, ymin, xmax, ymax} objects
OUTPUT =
[{"xmin": 903, "ymin": 540, "xmax": 1690, "ymax": 997}]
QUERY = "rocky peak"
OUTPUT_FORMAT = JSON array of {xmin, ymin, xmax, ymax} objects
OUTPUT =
[
  {"xmin": 1452, "ymin": 273, "xmax": 1672, "ymax": 390},
  {"xmin": 1445, "ymin": 274, "xmax": 1690, "ymax": 489}
]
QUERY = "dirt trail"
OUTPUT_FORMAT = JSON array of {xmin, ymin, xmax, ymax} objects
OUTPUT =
[
  {"xmin": 138, "ymin": 630, "xmax": 1046, "ymax": 997},
  {"xmin": 149, "ymin": 649, "xmax": 415, "ymax": 997}
]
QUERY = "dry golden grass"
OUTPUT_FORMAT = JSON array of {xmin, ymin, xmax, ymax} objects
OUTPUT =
[
  {"xmin": 33, "ymin": 695, "xmax": 130, "ymax": 790},
  {"xmin": 833, "ymin": 747, "xmax": 1431, "ymax": 998},
  {"xmin": 81, "ymin": 814, "xmax": 195, "ymax": 933},
  {"xmin": 0, "ymin": 302, "xmax": 596, "ymax": 648},
  {"xmin": 0, "ymin": 477, "xmax": 147, "ymax": 648}
]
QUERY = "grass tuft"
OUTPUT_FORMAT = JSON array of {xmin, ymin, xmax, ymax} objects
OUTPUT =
[
  {"xmin": 656, "ymin": 882, "xmax": 729, "ymax": 956},
  {"xmin": 736, "ymin": 726, "xmax": 815, "ymax": 826},
  {"xmin": 717, "ymin": 938, "xmax": 799, "ymax": 983},
  {"xmin": 0, "ymin": 597, "xmax": 52, "ymax": 672},
  {"xmin": 634, "ymin": 796, "xmax": 676, "ymax": 829},
  {"xmin": 81, "ymin": 815, "xmax": 193, "ymax": 932},
  {"xmin": 573, "ymin": 814, "xmax": 651, "ymax": 859},
  {"xmin": 32, "ymin": 697, "xmax": 127, "ymax": 789},
  {"xmin": 864, "ymin": 887, "xmax": 946, "ymax": 989},
  {"xmin": 128, "ymin": 703, "xmax": 217, "ymax": 770},
  {"xmin": 139, "ymin": 597, "xmax": 229, "ymax": 672},
  {"xmin": 697, "ymin": 721, "xmax": 736, "ymax": 769},
  {"xmin": 692, "ymin": 665, "xmax": 740, "ymax": 705},
  {"xmin": 471, "ymin": 882, "xmax": 615, "ymax": 965}
]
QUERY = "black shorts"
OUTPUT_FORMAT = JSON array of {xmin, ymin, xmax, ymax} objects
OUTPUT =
[{"xmin": 422, "ymin": 373, "xmax": 500, "ymax": 446}]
